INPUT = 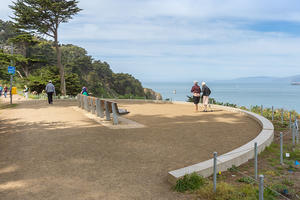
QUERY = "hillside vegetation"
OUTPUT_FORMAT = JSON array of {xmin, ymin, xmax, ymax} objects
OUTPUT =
[{"xmin": 0, "ymin": 19, "xmax": 157, "ymax": 99}]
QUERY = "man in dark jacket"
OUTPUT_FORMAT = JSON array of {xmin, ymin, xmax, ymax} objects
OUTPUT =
[
  {"xmin": 45, "ymin": 80, "xmax": 56, "ymax": 104},
  {"xmin": 201, "ymin": 82, "xmax": 211, "ymax": 112}
]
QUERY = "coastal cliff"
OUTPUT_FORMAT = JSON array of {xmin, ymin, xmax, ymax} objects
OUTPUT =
[{"xmin": 144, "ymin": 88, "xmax": 162, "ymax": 100}]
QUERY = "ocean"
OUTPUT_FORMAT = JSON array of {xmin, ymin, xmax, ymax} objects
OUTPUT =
[{"xmin": 143, "ymin": 82, "xmax": 300, "ymax": 113}]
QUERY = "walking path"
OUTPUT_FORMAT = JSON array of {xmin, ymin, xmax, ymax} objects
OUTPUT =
[{"xmin": 0, "ymin": 98, "xmax": 261, "ymax": 200}]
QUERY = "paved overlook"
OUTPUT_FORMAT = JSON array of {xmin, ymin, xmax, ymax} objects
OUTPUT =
[{"xmin": 0, "ymin": 97, "xmax": 261, "ymax": 200}]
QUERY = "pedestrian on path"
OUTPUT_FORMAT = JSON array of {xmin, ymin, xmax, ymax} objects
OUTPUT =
[
  {"xmin": 81, "ymin": 87, "xmax": 89, "ymax": 96},
  {"xmin": 201, "ymin": 82, "xmax": 211, "ymax": 112},
  {"xmin": 23, "ymin": 85, "xmax": 29, "ymax": 99},
  {"xmin": 45, "ymin": 80, "xmax": 55, "ymax": 104},
  {"xmin": 0, "ymin": 85, "xmax": 2, "ymax": 97},
  {"xmin": 191, "ymin": 81, "xmax": 201, "ymax": 112},
  {"xmin": 4, "ymin": 85, "xmax": 8, "ymax": 98}
]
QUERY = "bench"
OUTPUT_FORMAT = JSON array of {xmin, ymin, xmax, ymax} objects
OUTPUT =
[{"xmin": 77, "ymin": 94, "xmax": 129, "ymax": 125}]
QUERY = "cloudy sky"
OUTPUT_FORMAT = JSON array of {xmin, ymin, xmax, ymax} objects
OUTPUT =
[{"xmin": 1, "ymin": 0, "xmax": 300, "ymax": 82}]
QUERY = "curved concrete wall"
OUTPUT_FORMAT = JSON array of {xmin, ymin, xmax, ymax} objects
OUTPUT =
[{"xmin": 168, "ymin": 102, "xmax": 274, "ymax": 184}]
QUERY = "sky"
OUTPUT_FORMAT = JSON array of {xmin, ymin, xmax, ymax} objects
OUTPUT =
[{"xmin": 1, "ymin": 0, "xmax": 300, "ymax": 83}]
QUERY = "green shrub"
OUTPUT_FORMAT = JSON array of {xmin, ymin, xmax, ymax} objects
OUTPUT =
[
  {"xmin": 174, "ymin": 172, "xmax": 206, "ymax": 192},
  {"xmin": 238, "ymin": 177, "xmax": 255, "ymax": 184}
]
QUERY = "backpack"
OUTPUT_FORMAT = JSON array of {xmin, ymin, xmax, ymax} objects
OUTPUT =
[{"xmin": 207, "ymin": 87, "xmax": 211, "ymax": 96}]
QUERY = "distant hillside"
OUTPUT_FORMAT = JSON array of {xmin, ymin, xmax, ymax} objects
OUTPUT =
[{"xmin": 229, "ymin": 75, "xmax": 300, "ymax": 83}]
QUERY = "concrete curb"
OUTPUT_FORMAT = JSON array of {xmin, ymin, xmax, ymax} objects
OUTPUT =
[{"xmin": 168, "ymin": 102, "xmax": 274, "ymax": 184}]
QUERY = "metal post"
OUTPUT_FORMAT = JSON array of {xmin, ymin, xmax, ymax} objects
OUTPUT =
[
  {"xmin": 296, "ymin": 120, "xmax": 299, "ymax": 144},
  {"xmin": 259, "ymin": 175, "xmax": 264, "ymax": 200},
  {"xmin": 254, "ymin": 142, "xmax": 258, "ymax": 180},
  {"xmin": 261, "ymin": 105, "xmax": 263, "ymax": 116},
  {"xmin": 271, "ymin": 106, "xmax": 274, "ymax": 121},
  {"xmin": 297, "ymin": 126, "xmax": 299, "ymax": 145},
  {"xmin": 104, "ymin": 101, "xmax": 110, "ymax": 121},
  {"xmin": 10, "ymin": 43, "xmax": 13, "ymax": 105},
  {"xmin": 292, "ymin": 124, "xmax": 296, "ymax": 146},
  {"xmin": 213, "ymin": 152, "xmax": 217, "ymax": 193},
  {"xmin": 281, "ymin": 109, "xmax": 284, "ymax": 124},
  {"xmin": 280, "ymin": 132, "xmax": 283, "ymax": 165},
  {"xmin": 292, "ymin": 123, "xmax": 295, "ymax": 146},
  {"xmin": 289, "ymin": 112, "xmax": 292, "ymax": 129},
  {"xmin": 112, "ymin": 103, "xmax": 119, "ymax": 125}
]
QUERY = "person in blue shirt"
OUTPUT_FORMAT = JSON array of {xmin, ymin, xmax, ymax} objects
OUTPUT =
[
  {"xmin": 81, "ymin": 87, "xmax": 89, "ymax": 96},
  {"xmin": 0, "ymin": 85, "xmax": 2, "ymax": 97}
]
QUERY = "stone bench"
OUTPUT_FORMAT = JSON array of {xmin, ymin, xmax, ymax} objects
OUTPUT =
[{"xmin": 77, "ymin": 94, "xmax": 125, "ymax": 125}]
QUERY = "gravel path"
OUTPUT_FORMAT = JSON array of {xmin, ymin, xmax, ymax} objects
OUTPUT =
[{"xmin": 0, "ymin": 99, "xmax": 261, "ymax": 200}]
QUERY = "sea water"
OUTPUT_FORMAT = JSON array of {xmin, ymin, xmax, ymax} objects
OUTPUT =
[{"xmin": 143, "ymin": 82, "xmax": 300, "ymax": 112}]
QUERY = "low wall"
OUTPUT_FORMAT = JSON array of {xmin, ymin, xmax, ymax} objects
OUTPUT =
[{"xmin": 167, "ymin": 102, "xmax": 274, "ymax": 184}]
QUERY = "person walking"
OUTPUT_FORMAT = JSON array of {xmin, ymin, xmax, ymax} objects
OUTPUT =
[
  {"xmin": 3, "ymin": 85, "xmax": 8, "ymax": 98},
  {"xmin": 81, "ymin": 87, "xmax": 89, "ymax": 96},
  {"xmin": 0, "ymin": 85, "xmax": 2, "ymax": 97},
  {"xmin": 23, "ymin": 85, "xmax": 29, "ymax": 99},
  {"xmin": 191, "ymin": 81, "xmax": 201, "ymax": 112},
  {"xmin": 45, "ymin": 80, "xmax": 56, "ymax": 104},
  {"xmin": 201, "ymin": 82, "xmax": 211, "ymax": 112}
]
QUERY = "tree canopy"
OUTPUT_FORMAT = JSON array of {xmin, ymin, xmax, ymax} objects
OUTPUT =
[
  {"xmin": 9, "ymin": 0, "xmax": 82, "ymax": 95},
  {"xmin": 0, "ymin": 19, "xmax": 151, "ymax": 99}
]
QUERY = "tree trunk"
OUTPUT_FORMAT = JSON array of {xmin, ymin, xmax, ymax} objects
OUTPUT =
[
  {"xmin": 54, "ymin": 35, "xmax": 66, "ymax": 96},
  {"xmin": 21, "ymin": 66, "xmax": 29, "ymax": 77}
]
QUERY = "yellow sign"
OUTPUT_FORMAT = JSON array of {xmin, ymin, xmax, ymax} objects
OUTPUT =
[{"xmin": 12, "ymin": 87, "xmax": 17, "ymax": 95}]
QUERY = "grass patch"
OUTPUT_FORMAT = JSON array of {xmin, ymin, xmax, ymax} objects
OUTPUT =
[
  {"xmin": 196, "ymin": 181, "xmax": 278, "ymax": 200},
  {"xmin": 288, "ymin": 149, "xmax": 300, "ymax": 161},
  {"xmin": 282, "ymin": 178, "xmax": 294, "ymax": 187},
  {"xmin": 174, "ymin": 172, "xmax": 206, "ymax": 192}
]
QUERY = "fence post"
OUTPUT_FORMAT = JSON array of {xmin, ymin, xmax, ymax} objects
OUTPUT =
[
  {"xmin": 296, "ymin": 120, "xmax": 299, "ymax": 144},
  {"xmin": 271, "ymin": 106, "xmax": 274, "ymax": 121},
  {"xmin": 213, "ymin": 152, "xmax": 217, "ymax": 193},
  {"xmin": 254, "ymin": 142, "xmax": 258, "ymax": 180},
  {"xmin": 280, "ymin": 132, "xmax": 283, "ymax": 165},
  {"xmin": 104, "ymin": 101, "xmax": 110, "ymax": 121},
  {"xmin": 259, "ymin": 175, "xmax": 264, "ymax": 200},
  {"xmin": 261, "ymin": 105, "xmax": 263, "ymax": 116},
  {"xmin": 281, "ymin": 109, "xmax": 284, "ymax": 124},
  {"xmin": 112, "ymin": 103, "xmax": 119, "ymax": 125},
  {"xmin": 292, "ymin": 123, "xmax": 295, "ymax": 146},
  {"xmin": 289, "ymin": 112, "xmax": 292, "ymax": 129}
]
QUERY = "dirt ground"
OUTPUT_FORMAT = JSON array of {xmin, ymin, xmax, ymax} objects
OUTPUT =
[{"xmin": 0, "ymin": 97, "xmax": 261, "ymax": 200}]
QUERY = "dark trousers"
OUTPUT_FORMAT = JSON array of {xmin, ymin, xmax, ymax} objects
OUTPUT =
[{"xmin": 47, "ymin": 92, "xmax": 53, "ymax": 104}]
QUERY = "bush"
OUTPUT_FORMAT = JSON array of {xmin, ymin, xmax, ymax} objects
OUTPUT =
[
  {"xmin": 237, "ymin": 177, "xmax": 255, "ymax": 184},
  {"xmin": 174, "ymin": 172, "xmax": 206, "ymax": 192}
]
